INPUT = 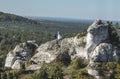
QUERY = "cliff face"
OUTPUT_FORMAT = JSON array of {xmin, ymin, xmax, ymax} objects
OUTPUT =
[
  {"xmin": 85, "ymin": 20, "xmax": 120, "ymax": 62},
  {"xmin": 85, "ymin": 19, "xmax": 109, "ymax": 59},
  {"xmin": 86, "ymin": 20, "xmax": 120, "ymax": 78},
  {"xmin": 4, "ymin": 19, "xmax": 120, "ymax": 77}
]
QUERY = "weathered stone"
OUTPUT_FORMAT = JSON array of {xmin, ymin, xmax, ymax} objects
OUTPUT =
[
  {"xmin": 85, "ymin": 19, "xmax": 109, "ymax": 59},
  {"xmin": 4, "ymin": 19, "xmax": 120, "ymax": 77},
  {"xmin": 31, "ymin": 37, "xmax": 85, "ymax": 65},
  {"xmin": 84, "ymin": 19, "xmax": 120, "ymax": 78},
  {"xmin": 5, "ymin": 51, "xmax": 16, "ymax": 67},
  {"xmin": 91, "ymin": 43, "xmax": 115, "ymax": 62},
  {"xmin": 26, "ymin": 64, "xmax": 41, "ymax": 71},
  {"xmin": 11, "ymin": 59, "xmax": 21, "ymax": 69},
  {"xmin": 5, "ymin": 40, "xmax": 38, "ymax": 69}
]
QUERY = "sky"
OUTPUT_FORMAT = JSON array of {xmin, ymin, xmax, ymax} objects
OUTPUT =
[{"xmin": 0, "ymin": 0, "xmax": 120, "ymax": 20}]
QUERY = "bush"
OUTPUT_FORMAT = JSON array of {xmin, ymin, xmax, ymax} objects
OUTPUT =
[
  {"xmin": 48, "ymin": 63, "xmax": 63, "ymax": 79},
  {"xmin": 30, "ymin": 63, "xmax": 63, "ymax": 79},
  {"xmin": 75, "ymin": 68, "xmax": 94, "ymax": 79},
  {"xmin": 71, "ymin": 57, "xmax": 87, "ymax": 69},
  {"xmin": 30, "ymin": 66, "xmax": 48, "ymax": 79},
  {"xmin": 56, "ymin": 51, "xmax": 71, "ymax": 66},
  {"xmin": 107, "ymin": 21, "xmax": 119, "ymax": 46},
  {"xmin": 105, "ymin": 62, "xmax": 117, "ymax": 70}
]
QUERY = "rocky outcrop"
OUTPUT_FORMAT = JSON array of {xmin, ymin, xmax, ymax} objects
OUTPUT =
[
  {"xmin": 90, "ymin": 43, "xmax": 117, "ymax": 62},
  {"xmin": 5, "ymin": 34, "xmax": 86, "ymax": 70},
  {"xmin": 85, "ymin": 19, "xmax": 109, "ymax": 59},
  {"xmin": 83, "ymin": 20, "xmax": 120, "ymax": 68},
  {"xmin": 31, "ymin": 36, "xmax": 86, "ymax": 65},
  {"xmin": 85, "ymin": 19, "xmax": 120, "ymax": 78},
  {"xmin": 5, "ymin": 40, "xmax": 38, "ymax": 69},
  {"xmin": 4, "ymin": 19, "xmax": 120, "ymax": 78},
  {"xmin": 85, "ymin": 19, "xmax": 120, "ymax": 62}
]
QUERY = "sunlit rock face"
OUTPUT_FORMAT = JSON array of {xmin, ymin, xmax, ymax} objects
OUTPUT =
[
  {"xmin": 90, "ymin": 43, "xmax": 117, "ymax": 62},
  {"xmin": 31, "ymin": 36, "xmax": 86, "ymax": 65},
  {"xmin": 5, "ymin": 51, "xmax": 17, "ymax": 67},
  {"xmin": 85, "ymin": 19, "xmax": 120, "ymax": 62},
  {"xmin": 11, "ymin": 59, "xmax": 21, "ymax": 69},
  {"xmin": 85, "ymin": 19, "xmax": 120, "ymax": 78},
  {"xmin": 5, "ymin": 40, "xmax": 38, "ymax": 69},
  {"xmin": 85, "ymin": 19, "xmax": 109, "ymax": 59},
  {"xmin": 4, "ymin": 19, "xmax": 120, "ymax": 78},
  {"xmin": 5, "ymin": 34, "xmax": 86, "ymax": 70}
]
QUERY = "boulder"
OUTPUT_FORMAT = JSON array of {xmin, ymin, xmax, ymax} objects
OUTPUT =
[
  {"xmin": 90, "ymin": 43, "xmax": 116, "ymax": 62},
  {"xmin": 11, "ymin": 59, "xmax": 21, "ymax": 69},
  {"xmin": 5, "ymin": 35, "xmax": 86, "ymax": 70},
  {"xmin": 87, "ymin": 62, "xmax": 105, "ymax": 79},
  {"xmin": 5, "ymin": 51, "xmax": 16, "ymax": 67},
  {"xmin": 5, "ymin": 40, "xmax": 38, "ymax": 69},
  {"xmin": 26, "ymin": 64, "xmax": 41, "ymax": 71}
]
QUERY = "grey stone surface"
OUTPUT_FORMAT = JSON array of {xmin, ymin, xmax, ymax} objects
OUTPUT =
[
  {"xmin": 11, "ymin": 59, "xmax": 21, "ymax": 69},
  {"xmin": 5, "ymin": 40, "xmax": 38, "ymax": 69},
  {"xmin": 90, "ymin": 43, "xmax": 118, "ymax": 62},
  {"xmin": 86, "ymin": 20, "xmax": 120, "ymax": 78},
  {"xmin": 5, "ymin": 51, "xmax": 16, "ymax": 67},
  {"xmin": 5, "ymin": 19, "xmax": 120, "ymax": 76},
  {"xmin": 85, "ymin": 19, "xmax": 109, "ymax": 59},
  {"xmin": 31, "ymin": 36, "xmax": 86, "ymax": 65}
]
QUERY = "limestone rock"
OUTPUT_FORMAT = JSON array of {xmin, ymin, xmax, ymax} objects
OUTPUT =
[
  {"xmin": 88, "ymin": 69, "xmax": 101, "ymax": 76},
  {"xmin": 85, "ymin": 19, "xmax": 109, "ymax": 58},
  {"xmin": 31, "ymin": 36, "xmax": 86, "ymax": 65},
  {"xmin": 11, "ymin": 59, "xmax": 21, "ymax": 69},
  {"xmin": 85, "ymin": 19, "xmax": 120, "ymax": 79},
  {"xmin": 90, "ymin": 43, "xmax": 119, "ymax": 62},
  {"xmin": 87, "ymin": 63, "xmax": 104, "ymax": 79},
  {"xmin": 5, "ymin": 51, "xmax": 16, "ymax": 67},
  {"xmin": 26, "ymin": 64, "xmax": 41, "ymax": 71},
  {"xmin": 5, "ymin": 40, "xmax": 38, "ymax": 69},
  {"xmin": 4, "ymin": 19, "xmax": 120, "ymax": 76}
]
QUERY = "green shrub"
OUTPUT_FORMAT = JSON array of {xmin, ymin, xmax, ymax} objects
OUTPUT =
[
  {"xmin": 107, "ymin": 21, "xmax": 119, "ymax": 46},
  {"xmin": 48, "ymin": 63, "xmax": 63, "ymax": 79},
  {"xmin": 30, "ymin": 66, "xmax": 48, "ymax": 79},
  {"xmin": 71, "ymin": 57, "xmax": 87, "ymax": 69}
]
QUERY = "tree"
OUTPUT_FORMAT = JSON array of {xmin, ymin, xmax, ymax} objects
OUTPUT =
[{"xmin": 107, "ymin": 21, "xmax": 119, "ymax": 46}]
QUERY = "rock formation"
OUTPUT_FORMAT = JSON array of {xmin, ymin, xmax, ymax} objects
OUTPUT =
[
  {"xmin": 4, "ymin": 19, "xmax": 120, "ymax": 79},
  {"xmin": 5, "ymin": 40, "xmax": 38, "ymax": 69},
  {"xmin": 86, "ymin": 20, "xmax": 120, "ymax": 62},
  {"xmin": 85, "ymin": 19, "xmax": 109, "ymax": 59},
  {"xmin": 86, "ymin": 20, "xmax": 120, "ymax": 78},
  {"xmin": 31, "ymin": 36, "xmax": 86, "ymax": 65},
  {"xmin": 5, "ymin": 34, "xmax": 86, "ymax": 70}
]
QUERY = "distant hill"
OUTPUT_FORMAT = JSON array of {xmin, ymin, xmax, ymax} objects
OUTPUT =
[
  {"xmin": 0, "ymin": 12, "xmax": 38, "ymax": 24},
  {"xmin": 0, "ymin": 11, "xmax": 91, "ymax": 34}
]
